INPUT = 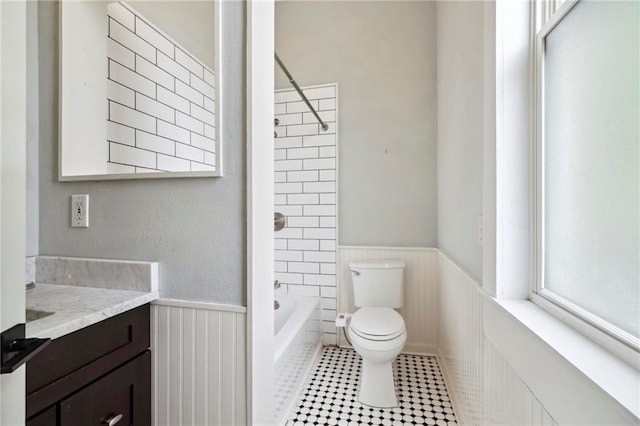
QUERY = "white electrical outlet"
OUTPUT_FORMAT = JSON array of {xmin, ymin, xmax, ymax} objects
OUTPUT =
[{"xmin": 71, "ymin": 194, "xmax": 89, "ymax": 228}]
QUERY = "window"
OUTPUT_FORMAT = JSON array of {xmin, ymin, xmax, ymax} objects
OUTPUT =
[{"xmin": 533, "ymin": 0, "xmax": 639, "ymax": 351}]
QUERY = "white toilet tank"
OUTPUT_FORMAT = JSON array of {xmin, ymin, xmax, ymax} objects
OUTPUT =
[{"xmin": 349, "ymin": 260, "xmax": 406, "ymax": 308}]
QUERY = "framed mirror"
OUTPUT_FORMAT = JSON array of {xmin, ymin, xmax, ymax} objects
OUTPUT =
[{"xmin": 59, "ymin": 1, "xmax": 222, "ymax": 180}]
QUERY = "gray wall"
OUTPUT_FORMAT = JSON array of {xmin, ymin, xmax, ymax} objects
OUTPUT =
[
  {"xmin": 275, "ymin": 1, "xmax": 438, "ymax": 247},
  {"xmin": 35, "ymin": 1, "xmax": 246, "ymax": 305},
  {"xmin": 436, "ymin": 1, "xmax": 484, "ymax": 280},
  {"xmin": 26, "ymin": 0, "xmax": 39, "ymax": 257}
]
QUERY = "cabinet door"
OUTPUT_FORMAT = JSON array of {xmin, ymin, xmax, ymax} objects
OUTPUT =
[
  {"xmin": 26, "ymin": 406, "xmax": 57, "ymax": 426},
  {"xmin": 60, "ymin": 351, "xmax": 150, "ymax": 426}
]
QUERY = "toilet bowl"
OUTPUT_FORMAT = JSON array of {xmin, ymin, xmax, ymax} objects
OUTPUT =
[{"xmin": 347, "ymin": 306, "xmax": 407, "ymax": 408}]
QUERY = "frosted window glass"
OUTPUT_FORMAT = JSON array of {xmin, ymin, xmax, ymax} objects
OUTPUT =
[{"xmin": 544, "ymin": 0, "xmax": 639, "ymax": 338}]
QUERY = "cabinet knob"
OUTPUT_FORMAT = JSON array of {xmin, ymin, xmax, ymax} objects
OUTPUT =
[{"xmin": 102, "ymin": 413, "xmax": 123, "ymax": 426}]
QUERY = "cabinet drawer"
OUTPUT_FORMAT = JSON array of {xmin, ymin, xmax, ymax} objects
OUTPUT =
[
  {"xmin": 60, "ymin": 351, "xmax": 151, "ymax": 426},
  {"xmin": 27, "ymin": 304, "xmax": 150, "ymax": 418}
]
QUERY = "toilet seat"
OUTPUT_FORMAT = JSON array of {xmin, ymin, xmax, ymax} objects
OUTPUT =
[{"xmin": 350, "ymin": 307, "xmax": 405, "ymax": 341}]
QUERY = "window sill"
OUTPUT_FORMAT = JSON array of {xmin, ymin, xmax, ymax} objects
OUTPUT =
[{"xmin": 484, "ymin": 298, "xmax": 639, "ymax": 423}]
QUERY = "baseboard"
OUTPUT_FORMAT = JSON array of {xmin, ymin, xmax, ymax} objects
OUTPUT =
[
  {"xmin": 436, "ymin": 347, "xmax": 465, "ymax": 425},
  {"xmin": 403, "ymin": 342, "xmax": 437, "ymax": 356}
]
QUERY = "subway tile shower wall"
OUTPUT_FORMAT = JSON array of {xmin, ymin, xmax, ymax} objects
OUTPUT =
[
  {"xmin": 275, "ymin": 84, "xmax": 338, "ymax": 345},
  {"xmin": 106, "ymin": 3, "xmax": 216, "ymax": 174}
]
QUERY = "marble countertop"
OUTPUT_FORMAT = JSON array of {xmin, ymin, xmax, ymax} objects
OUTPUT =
[{"xmin": 26, "ymin": 283, "xmax": 159, "ymax": 339}]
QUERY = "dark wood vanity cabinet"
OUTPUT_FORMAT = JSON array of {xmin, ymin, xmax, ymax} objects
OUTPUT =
[{"xmin": 26, "ymin": 304, "xmax": 151, "ymax": 426}]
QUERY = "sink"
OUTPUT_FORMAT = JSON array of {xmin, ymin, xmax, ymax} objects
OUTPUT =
[{"xmin": 26, "ymin": 309, "xmax": 54, "ymax": 322}]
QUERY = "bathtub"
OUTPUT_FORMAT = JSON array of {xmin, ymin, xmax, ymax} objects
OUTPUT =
[{"xmin": 273, "ymin": 296, "xmax": 321, "ymax": 424}]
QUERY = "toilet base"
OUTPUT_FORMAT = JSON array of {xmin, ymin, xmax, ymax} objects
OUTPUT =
[{"xmin": 358, "ymin": 359, "xmax": 398, "ymax": 408}]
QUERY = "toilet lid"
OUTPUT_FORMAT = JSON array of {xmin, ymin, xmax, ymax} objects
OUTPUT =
[{"xmin": 350, "ymin": 308, "xmax": 405, "ymax": 340}]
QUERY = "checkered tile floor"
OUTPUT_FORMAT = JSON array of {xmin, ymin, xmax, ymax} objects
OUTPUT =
[{"xmin": 286, "ymin": 346, "xmax": 458, "ymax": 425}]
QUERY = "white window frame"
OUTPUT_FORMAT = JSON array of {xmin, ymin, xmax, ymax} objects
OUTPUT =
[{"xmin": 530, "ymin": 0, "xmax": 640, "ymax": 365}]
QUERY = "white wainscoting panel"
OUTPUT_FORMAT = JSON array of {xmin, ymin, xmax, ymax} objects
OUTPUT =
[
  {"xmin": 437, "ymin": 251, "xmax": 558, "ymax": 426},
  {"xmin": 151, "ymin": 300, "xmax": 246, "ymax": 426},
  {"xmin": 337, "ymin": 246, "xmax": 438, "ymax": 354}
]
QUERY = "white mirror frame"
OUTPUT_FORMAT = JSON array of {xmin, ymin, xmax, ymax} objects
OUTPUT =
[{"xmin": 58, "ymin": 1, "xmax": 222, "ymax": 181}]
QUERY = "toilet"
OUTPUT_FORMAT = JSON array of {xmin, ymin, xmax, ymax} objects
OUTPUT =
[{"xmin": 347, "ymin": 259, "xmax": 407, "ymax": 408}]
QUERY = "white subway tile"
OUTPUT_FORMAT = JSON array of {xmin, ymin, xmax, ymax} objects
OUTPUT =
[
  {"xmin": 204, "ymin": 97, "xmax": 215, "ymax": 115},
  {"xmin": 175, "ymin": 48, "xmax": 204, "ymax": 79},
  {"xmin": 319, "ymin": 170, "xmax": 336, "ymax": 181},
  {"xmin": 190, "ymin": 74, "xmax": 215, "ymax": 100},
  {"xmin": 288, "ymin": 284, "xmax": 319, "ymax": 297},
  {"xmin": 176, "ymin": 111, "xmax": 204, "ymax": 134},
  {"xmin": 322, "ymin": 309, "xmax": 337, "ymax": 322},
  {"xmin": 275, "ymin": 261, "xmax": 288, "ymax": 273},
  {"xmin": 274, "ymin": 172, "xmax": 287, "ymax": 183},
  {"xmin": 304, "ymin": 204, "xmax": 335, "ymax": 217},
  {"xmin": 304, "ymin": 274, "xmax": 336, "ymax": 286},
  {"xmin": 287, "ymin": 147, "xmax": 318, "ymax": 160},
  {"xmin": 191, "ymin": 133, "xmax": 215, "ymax": 152},
  {"xmin": 204, "ymin": 124, "xmax": 215, "ymax": 139},
  {"xmin": 109, "ymin": 60, "xmax": 155, "ymax": 99},
  {"xmin": 286, "ymin": 216, "xmax": 319, "ymax": 228},
  {"xmin": 319, "ymin": 146, "xmax": 336, "ymax": 158},
  {"xmin": 107, "ymin": 3, "xmax": 134, "ymax": 31},
  {"xmin": 320, "ymin": 286, "xmax": 337, "ymax": 298},
  {"xmin": 303, "ymin": 110, "xmax": 335, "ymax": 124},
  {"xmin": 303, "ymin": 181, "xmax": 335, "ymax": 193},
  {"xmin": 157, "ymin": 153, "xmax": 190, "ymax": 172},
  {"xmin": 157, "ymin": 120, "xmax": 190, "ymax": 144},
  {"xmin": 305, "ymin": 228, "xmax": 336, "ymax": 239},
  {"xmin": 275, "ymin": 90, "xmax": 301, "ymax": 103},
  {"xmin": 107, "ymin": 120, "xmax": 135, "ymax": 146},
  {"xmin": 274, "ymin": 149, "xmax": 287, "ymax": 161},
  {"xmin": 274, "ymin": 194, "xmax": 287, "ymax": 204},
  {"xmin": 288, "ymin": 262, "xmax": 320, "ymax": 274},
  {"xmin": 176, "ymin": 80, "xmax": 204, "ymax": 107},
  {"xmin": 319, "ymin": 193, "xmax": 336, "ymax": 204},
  {"xmin": 303, "ymin": 134, "xmax": 335, "ymax": 147},
  {"xmin": 288, "ymin": 239, "xmax": 319, "ymax": 251},
  {"xmin": 157, "ymin": 51, "xmax": 190, "ymax": 84},
  {"xmin": 287, "ymin": 100, "xmax": 318, "ymax": 114},
  {"xmin": 303, "ymin": 86, "xmax": 336, "ymax": 100},
  {"xmin": 106, "ymin": 161, "xmax": 135, "ymax": 174},
  {"xmin": 110, "ymin": 142, "xmax": 156, "ymax": 169},
  {"xmin": 136, "ymin": 56, "xmax": 174, "ymax": 91},
  {"xmin": 274, "ymin": 103, "xmax": 286, "ymax": 115},
  {"xmin": 191, "ymin": 103, "xmax": 215, "ymax": 126},
  {"xmin": 274, "ymin": 182, "xmax": 302, "ymax": 194},
  {"xmin": 320, "ymin": 216, "xmax": 336, "ymax": 228},
  {"xmin": 107, "ymin": 79, "xmax": 135, "ymax": 108},
  {"xmin": 321, "ymin": 322, "xmax": 337, "ymax": 334},
  {"xmin": 136, "ymin": 93, "xmax": 174, "ymax": 123},
  {"xmin": 275, "ymin": 137, "xmax": 302, "ymax": 149},
  {"xmin": 190, "ymin": 162, "xmax": 215, "ymax": 172},
  {"xmin": 274, "ymin": 239, "xmax": 287, "ymax": 250},
  {"xmin": 203, "ymin": 151, "xmax": 215, "ymax": 166},
  {"xmin": 135, "ymin": 17, "xmax": 173, "ymax": 58},
  {"xmin": 303, "ymin": 158, "xmax": 335, "ymax": 170},
  {"xmin": 135, "ymin": 166, "xmax": 161, "ymax": 173},
  {"xmin": 287, "ymin": 124, "xmax": 318, "ymax": 137},
  {"xmin": 304, "ymin": 251, "xmax": 336, "ymax": 263},
  {"xmin": 320, "ymin": 240, "xmax": 336, "ymax": 251},
  {"xmin": 107, "ymin": 37, "xmax": 134, "ymax": 69},
  {"xmin": 287, "ymin": 193, "xmax": 319, "ymax": 205},
  {"xmin": 322, "ymin": 298, "xmax": 337, "ymax": 310},
  {"xmin": 109, "ymin": 18, "xmax": 155, "ymax": 64},
  {"xmin": 319, "ymin": 98, "xmax": 336, "ymax": 111},
  {"xmin": 275, "ymin": 127, "xmax": 287, "ymax": 138},
  {"xmin": 287, "ymin": 170, "xmax": 319, "ymax": 182},
  {"xmin": 157, "ymin": 86, "xmax": 189, "ymax": 114},
  {"xmin": 273, "ymin": 226, "xmax": 302, "ymax": 239},
  {"xmin": 321, "ymin": 263, "xmax": 337, "ymax": 275},
  {"xmin": 275, "ymin": 272, "xmax": 303, "ymax": 285},
  {"xmin": 204, "ymin": 69, "xmax": 215, "ymax": 88},
  {"xmin": 275, "ymin": 250, "xmax": 302, "ymax": 262},
  {"xmin": 176, "ymin": 142, "xmax": 204, "ymax": 162},
  {"xmin": 275, "ymin": 159, "xmax": 303, "ymax": 172},
  {"xmin": 276, "ymin": 205, "xmax": 303, "ymax": 216},
  {"xmin": 275, "ymin": 113, "xmax": 302, "ymax": 126},
  {"xmin": 136, "ymin": 130, "xmax": 175, "ymax": 155},
  {"xmin": 324, "ymin": 122, "xmax": 337, "ymax": 134},
  {"xmin": 110, "ymin": 101, "xmax": 156, "ymax": 134}
]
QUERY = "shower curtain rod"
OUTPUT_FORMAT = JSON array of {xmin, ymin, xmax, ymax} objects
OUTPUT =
[{"xmin": 275, "ymin": 52, "xmax": 329, "ymax": 131}]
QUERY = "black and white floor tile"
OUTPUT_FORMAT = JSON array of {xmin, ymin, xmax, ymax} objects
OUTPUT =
[{"xmin": 286, "ymin": 347, "xmax": 458, "ymax": 425}]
